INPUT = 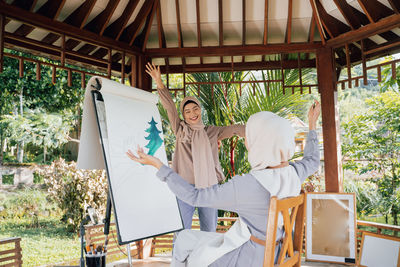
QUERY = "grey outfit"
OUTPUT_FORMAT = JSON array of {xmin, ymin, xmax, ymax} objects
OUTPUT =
[{"xmin": 157, "ymin": 130, "xmax": 320, "ymax": 266}]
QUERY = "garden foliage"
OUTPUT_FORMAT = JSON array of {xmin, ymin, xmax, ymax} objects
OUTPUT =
[{"xmin": 37, "ymin": 158, "xmax": 108, "ymax": 231}]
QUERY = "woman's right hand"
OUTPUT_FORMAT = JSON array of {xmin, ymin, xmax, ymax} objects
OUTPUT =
[
  {"xmin": 145, "ymin": 63, "xmax": 163, "ymax": 88},
  {"xmin": 126, "ymin": 146, "xmax": 164, "ymax": 170}
]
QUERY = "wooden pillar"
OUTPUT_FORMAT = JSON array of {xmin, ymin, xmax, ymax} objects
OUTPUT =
[
  {"xmin": 131, "ymin": 55, "xmax": 137, "ymax": 87},
  {"xmin": 137, "ymin": 55, "xmax": 151, "ymax": 91},
  {"xmin": 0, "ymin": 14, "xmax": 4, "ymax": 73},
  {"xmin": 317, "ymin": 47, "xmax": 343, "ymax": 193}
]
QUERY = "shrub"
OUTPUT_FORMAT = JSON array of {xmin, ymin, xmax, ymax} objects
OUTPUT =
[
  {"xmin": 2, "ymin": 174, "xmax": 14, "ymax": 184},
  {"xmin": 37, "ymin": 158, "xmax": 108, "ymax": 232},
  {"xmin": 0, "ymin": 188, "xmax": 58, "ymax": 226}
]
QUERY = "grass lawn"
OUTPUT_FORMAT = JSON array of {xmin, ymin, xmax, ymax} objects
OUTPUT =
[{"xmin": 0, "ymin": 217, "xmax": 80, "ymax": 267}]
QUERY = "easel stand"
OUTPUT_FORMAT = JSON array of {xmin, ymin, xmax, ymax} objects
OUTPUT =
[
  {"xmin": 103, "ymin": 181, "xmax": 133, "ymax": 266},
  {"xmin": 90, "ymin": 79, "xmax": 138, "ymax": 266}
]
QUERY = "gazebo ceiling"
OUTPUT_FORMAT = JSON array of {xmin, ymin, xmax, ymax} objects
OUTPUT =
[{"xmin": 1, "ymin": 0, "xmax": 400, "ymax": 73}]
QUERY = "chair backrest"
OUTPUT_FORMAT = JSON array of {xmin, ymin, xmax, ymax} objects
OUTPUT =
[
  {"xmin": 0, "ymin": 237, "xmax": 22, "ymax": 267},
  {"xmin": 263, "ymin": 193, "xmax": 305, "ymax": 267}
]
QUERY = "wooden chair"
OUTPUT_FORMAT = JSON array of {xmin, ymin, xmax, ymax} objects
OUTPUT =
[
  {"xmin": 263, "ymin": 193, "xmax": 305, "ymax": 267},
  {"xmin": 0, "ymin": 237, "xmax": 22, "ymax": 267}
]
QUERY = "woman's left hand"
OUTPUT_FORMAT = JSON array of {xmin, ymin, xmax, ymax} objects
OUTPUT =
[
  {"xmin": 308, "ymin": 100, "xmax": 321, "ymax": 130},
  {"xmin": 126, "ymin": 146, "xmax": 163, "ymax": 170}
]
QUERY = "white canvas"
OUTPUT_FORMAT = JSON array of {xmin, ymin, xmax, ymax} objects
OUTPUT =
[
  {"xmin": 78, "ymin": 77, "xmax": 183, "ymax": 244},
  {"xmin": 360, "ymin": 233, "xmax": 400, "ymax": 267}
]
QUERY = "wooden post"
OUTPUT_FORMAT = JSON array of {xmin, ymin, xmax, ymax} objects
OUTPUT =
[
  {"xmin": 317, "ymin": 47, "xmax": 343, "ymax": 193},
  {"xmin": 131, "ymin": 55, "xmax": 137, "ymax": 87},
  {"xmin": 0, "ymin": 14, "xmax": 4, "ymax": 73},
  {"xmin": 61, "ymin": 34, "xmax": 65, "ymax": 66},
  {"xmin": 121, "ymin": 51, "xmax": 125, "ymax": 84},
  {"xmin": 137, "ymin": 55, "xmax": 151, "ymax": 91}
]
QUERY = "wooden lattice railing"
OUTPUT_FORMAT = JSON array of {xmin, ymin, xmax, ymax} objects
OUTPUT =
[
  {"xmin": 85, "ymin": 218, "xmax": 400, "ymax": 258},
  {"xmin": 84, "ymin": 223, "xmax": 143, "ymax": 259},
  {"xmin": 356, "ymin": 220, "xmax": 400, "ymax": 252},
  {"xmin": 0, "ymin": 237, "xmax": 22, "ymax": 267}
]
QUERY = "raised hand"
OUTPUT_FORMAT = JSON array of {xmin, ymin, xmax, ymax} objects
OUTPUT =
[
  {"xmin": 308, "ymin": 100, "xmax": 321, "ymax": 131},
  {"xmin": 145, "ymin": 63, "xmax": 163, "ymax": 88},
  {"xmin": 126, "ymin": 146, "xmax": 163, "ymax": 170}
]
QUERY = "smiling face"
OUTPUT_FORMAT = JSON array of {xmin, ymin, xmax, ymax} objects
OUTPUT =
[{"xmin": 183, "ymin": 102, "xmax": 202, "ymax": 125}]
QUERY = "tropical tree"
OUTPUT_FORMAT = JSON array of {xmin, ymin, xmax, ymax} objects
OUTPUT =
[
  {"xmin": 342, "ymin": 91, "xmax": 400, "ymax": 225},
  {"xmin": 1, "ymin": 109, "xmax": 74, "ymax": 163},
  {"xmin": 0, "ymin": 49, "xmax": 86, "ymax": 163},
  {"xmin": 185, "ymin": 69, "xmax": 309, "ymax": 180}
]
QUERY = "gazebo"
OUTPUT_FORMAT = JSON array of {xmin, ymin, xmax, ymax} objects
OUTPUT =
[{"xmin": 1, "ymin": 0, "xmax": 400, "ymax": 265}]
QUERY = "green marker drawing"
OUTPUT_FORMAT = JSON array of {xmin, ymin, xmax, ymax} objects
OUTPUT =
[{"xmin": 144, "ymin": 117, "xmax": 163, "ymax": 156}]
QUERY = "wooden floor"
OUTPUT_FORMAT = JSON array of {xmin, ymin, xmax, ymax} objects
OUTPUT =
[{"xmin": 108, "ymin": 256, "xmax": 349, "ymax": 267}]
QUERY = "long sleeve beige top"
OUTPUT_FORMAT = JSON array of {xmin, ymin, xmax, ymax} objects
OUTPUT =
[{"xmin": 158, "ymin": 86, "xmax": 245, "ymax": 185}]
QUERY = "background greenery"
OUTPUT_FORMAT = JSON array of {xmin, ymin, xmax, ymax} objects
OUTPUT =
[{"xmin": 1, "ymin": 49, "xmax": 399, "ymax": 266}]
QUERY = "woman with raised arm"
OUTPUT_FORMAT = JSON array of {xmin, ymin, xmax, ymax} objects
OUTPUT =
[
  {"xmin": 145, "ymin": 63, "xmax": 245, "ymax": 233},
  {"xmin": 127, "ymin": 101, "xmax": 321, "ymax": 267}
]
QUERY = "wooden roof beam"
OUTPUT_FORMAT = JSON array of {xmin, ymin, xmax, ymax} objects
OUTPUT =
[
  {"xmin": 333, "ymin": 0, "xmax": 362, "ymax": 30},
  {"xmin": 196, "ymin": 0, "xmax": 201, "ymax": 48},
  {"xmin": 0, "ymin": 2, "xmax": 141, "ymax": 55},
  {"xmin": 137, "ymin": 0, "xmax": 158, "ymax": 51},
  {"xmin": 4, "ymin": 36, "xmax": 125, "ymax": 72},
  {"xmin": 175, "ymin": 0, "xmax": 183, "ymax": 48},
  {"xmin": 64, "ymin": 0, "xmax": 97, "ymax": 28},
  {"xmin": 357, "ymin": 0, "xmax": 394, "ymax": 23},
  {"xmin": 41, "ymin": 0, "xmax": 97, "ymax": 45},
  {"xmin": 242, "ymin": 0, "xmax": 246, "ymax": 61},
  {"xmin": 85, "ymin": 0, "xmax": 120, "ymax": 35},
  {"xmin": 13, "ymin": 0, "xmax": 66, "ymax": 37},
  {"xmin": 263, "ymin": 0, "xmax": 268, "ymax": 45},
  {"xmin": 308, "ymin": 0, "xmax": 326, "ymax": 44},
  {"xmin": 327, "ymin": 13, "xmax": 400, "ymax": 48},
  {"xmin": 11, "ymin": 0, "xmax": 38, "ymax": 11},
  {"xmin": 37, "ymin": 0, "xmax": 66, "ymax": 19},
  {"xmin": 334, "ymin": 0, "xmax": 398, "ymax": 42},
  {"xmin": 103, "ymin": 0, "xmax": 140, "ymax": 40},
  {"xmin": 218, "ymin": 0, "xmax": 223, "ymax": 47},
  {"xmin": 308, "ymin": 14, "xmax": 316, "ymax": 43},
  {"xmin": 63, "ymin": 0, "xmax": 120, "ymax": 50},
  {"xmin": 156, "ymin": 0, "xmax": 166, "ymax": 48},
  {"xmin": 314, "ymin": 0, "xmax": 351, "ymax": 38},
  {"xmin": 119, "ymin": 0, "xmax": 155, "ymax": 45},
  {"xmin": 146, "ymin": 43, "xmax": 322, "ymax": 57},
  {"xmin": 388, "ymin": 0, "xmax": 400, "ymax": 14},
  {"xmin": 218, "ymin": 0, "xmax": 223, "ymax": 62},
  {"xmin": 285, "ymin": 0, "xmax": 293, "ymax": 43},
  {"xmin": 77, "ymin": 44, "xmax": 97, "ymax": 55},
  {"xmin": 158, "ymin": 59, "xmax": 316, "ymax": 74}
]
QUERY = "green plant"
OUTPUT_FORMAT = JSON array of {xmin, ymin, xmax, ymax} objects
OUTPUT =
[
  {"xmin": 0, "ymin": 188, "xmax": 59, "ymax": 227},
  {"xmin": 37, "ymin": 158, "xmax": 108, "ymax": 231},
  {"xmin": 186, "ymin": 69, "xmax": 308, "ymax": 180},
  {"xmin": 344, "ymin": 178, "xmax": 378, "ymax": 217},
  {"xmin": 2, "ymin": 174, "xmax": 14, "ymax": 184},
  {"xmin": 342, "ymin": 91, "xmax": 400, "ymax": 225}
]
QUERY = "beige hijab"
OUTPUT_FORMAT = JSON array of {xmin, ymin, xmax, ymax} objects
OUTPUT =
[{"xmin": 179, "ymin": 96, "xmax": 218, "ymax": 188}]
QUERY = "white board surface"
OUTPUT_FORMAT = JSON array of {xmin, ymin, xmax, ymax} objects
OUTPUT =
[
  {"xmin": 78, "ymin": 77, "xmax": 183, "ymax": 244},
  {"xmin": 360, "ymin": 233, "xmax": 400, "ymax": 267}
]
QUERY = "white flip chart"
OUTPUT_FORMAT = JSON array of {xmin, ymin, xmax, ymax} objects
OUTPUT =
[{"xmin": 77, "ymin": 77, "xmax": 183, "ymax": 244}]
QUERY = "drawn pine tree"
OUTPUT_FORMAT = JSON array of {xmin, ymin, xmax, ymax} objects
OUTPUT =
[{"xmin": 144, "ymin": 117, "xmax": 163, "ymax": 156}]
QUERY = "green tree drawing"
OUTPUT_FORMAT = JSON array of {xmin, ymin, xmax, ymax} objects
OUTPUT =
[{"xmin": 144, "ymin": 117, "xmax": 163, "ymax": 156}]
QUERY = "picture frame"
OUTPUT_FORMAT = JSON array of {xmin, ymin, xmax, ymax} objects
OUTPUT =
[
  {"xmin": 359, "ymin": 232, "xmax": 400, "ymax": 267},
  {"xmin": 305, "ymin": 192, "xmax": 357, "ymax": 264}
]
